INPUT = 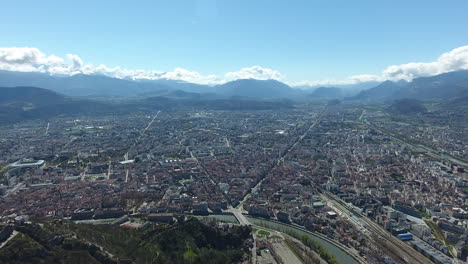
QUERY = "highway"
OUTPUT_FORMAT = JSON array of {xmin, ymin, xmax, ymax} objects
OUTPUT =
[{"xmin": 322, "ymin": 191, "xmax": 430, "ymax": 264}]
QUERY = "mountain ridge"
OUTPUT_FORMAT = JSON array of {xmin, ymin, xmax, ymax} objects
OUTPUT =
[
  {"xmin": 0, "ymin": 86, "xmax": 295, "ymax": 125},
  {"xmin": 1, "ymin": 69, "xmax": 468, "ymax": 100},
  {"xmin": 352, "ymin": 70, "xmax": 468, "ymax": 100},
  {"xmin": 214, "ymin": 78, "xmax": 299, "ymax": 98}
]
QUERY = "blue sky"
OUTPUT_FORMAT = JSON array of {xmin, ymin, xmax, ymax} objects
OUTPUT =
[{"xmin": 1, "ymin": 0, "xmax": 468, "ymax": 85}]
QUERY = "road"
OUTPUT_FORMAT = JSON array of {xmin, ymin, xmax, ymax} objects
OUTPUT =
[
  {"xmin": 322, "ymin": 191, "xmax": 430, "ymax": 264},
  {"xmin": 188, "ymin": 108, "xmax": 326, "ymax": 211},
  {"xmin": 277, "ymin": 109, "xmax": 325, "ymax": 165},
  {"xmin": 358, "ymin": 110, "xmax": 366, "ymax": 121},
  {"xmin": 189, "ymin": 149, "xmax": 233, "ymax": 205},
  {"xmin": 252, "ymin": 231, "xmax": 257, "ymax": 264},
  {"xmin": 236, "ymin": 108, "xmax": 327, "ymax": 209},
  {"xmin": 225, "ymin": 207, "xmax": 258, "ymax": 263},
  {"xmin": 226, "ymin": 206, "xmax": 250, "ymax": 225},
  {"xmin": 45, "ymin": 122, "xmax": 50, "ymax": 135},
  {"xmin": 0, "ymin": 230, "xmax": 18, "ymax": 248},
  {"xmin": 4, "ymin": 182, "xmax": 25, "ymax": 198},
  {"xmin": 124, "ymin": 111, "xmax": 161, "ymax": 161},
  {"xmin": 107, "ymin": 158, "xmax": 112, "ymax": 180}
]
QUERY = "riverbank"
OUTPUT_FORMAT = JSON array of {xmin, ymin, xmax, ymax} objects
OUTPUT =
[{"xmin": 245, "ymin": 216, "xmax": 365, "ymax": 264}]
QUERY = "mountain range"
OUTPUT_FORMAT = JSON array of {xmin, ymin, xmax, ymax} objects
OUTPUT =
[
  {"xmin": 307, "ymin": 86, "xmax": 365, "ymax": 98},
  {"xmin": 387, "ymin": 99, "xmax": 427, "ymax": 115},
  {"xmin": 1, "ymin": 68, "xmax": 468, "ymax": 125},
  {"xmin": 0, "ymin": 69, "xmax": 468, "ymax": 100},
  {"xmin": 352, "ymin": 70, "xmax": 468, "ymax": 100},
  {"xmin": 0, "ymin": 70, "xmax": 172, "ymax": 97},
  {"xmin": 214, "ymin": 79, "xmax": 301, "ymax": 98},
  {"xmin": 0, "ymin": 86, "xmax": 115, "ymax": 125},
  {"xmin": 0, "ymin": 86, "xmax": 294, "ymax": 125},
  {"xmin": 352, "ymin": 80, "xmax": 409, "ymax": 100},
  {"xmin": 0, "ymin": 70, "xmax": 302, "ymax": 98}
]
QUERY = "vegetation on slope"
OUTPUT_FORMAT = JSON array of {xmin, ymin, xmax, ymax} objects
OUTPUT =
[{"xmin": 0, "ymin": 218, "xmax": 252, "ymax": 264}]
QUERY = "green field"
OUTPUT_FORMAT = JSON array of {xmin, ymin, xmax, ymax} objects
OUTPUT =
[{"xmin": 257, "ymin": 230, "xmax": 270, "ymax": 236}]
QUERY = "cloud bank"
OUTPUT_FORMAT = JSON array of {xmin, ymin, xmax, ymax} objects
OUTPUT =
[
  {"xmin": 225, "ymin": 66, "xmax": 284, "ymax": 81},
  {"xmin": 1, "ymin": 45, "xmax": 468, "ymax": 86},
  {"xmin": 0, "ymin": 47, "xmax": 284, "ymax": 85},
  {"xmin": 293, "ymin": 45, "xmax": 468, "ymax": 86}
]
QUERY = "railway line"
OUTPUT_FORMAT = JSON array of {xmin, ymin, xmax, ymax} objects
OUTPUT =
[{"xmin": 322, "ymin": 192, "xmax": 430, "ymax": 264}]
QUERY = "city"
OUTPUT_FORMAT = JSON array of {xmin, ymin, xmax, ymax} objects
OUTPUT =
[
  {"xmin": 0, "ymin": 99, "xmax": 466, "ymax": 263},
  {"xmin": 1, "ymin": 1, "xmax": 468, "ymax": 263}
]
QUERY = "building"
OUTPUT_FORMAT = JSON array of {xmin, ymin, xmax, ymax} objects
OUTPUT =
[
  {"xmin": 248, "ymin": 206, "xmax": 270, "ymax": 218},
  {"xmin": 409, "ymin": 240, "xmax": 453, "ymax": 264},
  {"xmin": 393, "ymin": 202, "xmax": 422, "ymax": 219},
  {"xmin": 14, "ymin": 215, "xmax": 29, "ymax": 226},
  {"xmin": 276, "ymin": 211, "xmax": 291, "ymax": 223},
  {"xmin": 71, "ymin": 209, "xmax": 94, "ymax": 220},
  {"xmin": 326, "ymin": 211, "xmax": 337, "ymax": 219},
  {"xmin": 148, "ymin": 213, "xmax": 175, "ymax": 224},
  {"xmin": 94, "ymin": 209, "xmax": 126, "ymax": 219},
  {"xmin": 9, "ymin": 159, "xmax": 45, "ymax": 168},
  {"xmin": 438, "ymin": 221, "xmax": 465, "ymax": 234},
  {"xmin": 411, "ymin": 224, "xmax": 432, "ymax": 238}
]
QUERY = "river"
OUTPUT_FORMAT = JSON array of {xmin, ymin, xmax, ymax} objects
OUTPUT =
[
  {"xmin": 196, "ymin": 214, "xmax": 359, "ymax": 264},
  {"xmin": 246, "ymin": 216, "xmax": 359, "ymax": 264}
]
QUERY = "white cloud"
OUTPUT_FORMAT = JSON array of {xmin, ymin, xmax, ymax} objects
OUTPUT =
[
  {"xmin": 0, "ymin": 47, "xmax": 42, "ymax": 64},
  {"xmin": 381, "ymin": 46, "xmax": 468, "ymax": 81},
  {"xmin": 0, "ymin": 47, "xmax": 65, "ymax": 73},
  {"xmin": 0, "ymin": 47, "xmax": 223, "ymax": 84},
  {"xmin": 291, "ymin": 45, "xmax": 468, "ymax": 87},
  {"xmin": 158, "ymin": 68, "xmax": 220, "ymax": 84},
  {"xmin": 66, "ymin": 54, "xmax": 83, "ymax": 70},
  {"xmin": 1, "ymin": 45, "xmax": 468, "ymax": 86},
  {"xmin": 225, "ymin": 66, "xmax": 284, "ymax": 81},
  {"xmin": 289, "ymin": 74, "xmax": 382, "ymax": 87}
]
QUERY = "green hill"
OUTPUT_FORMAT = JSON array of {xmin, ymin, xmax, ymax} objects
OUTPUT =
[
  {"xmin": 0, "ymin": 218, "xmax": 251, "ymax": 264},
  {"xmin": 387, "ymin": 99, "xmax": 427, "ymax": 114}
]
